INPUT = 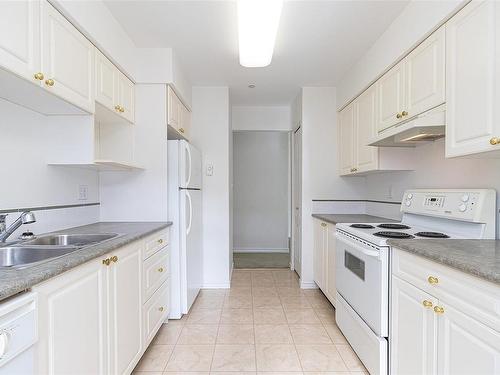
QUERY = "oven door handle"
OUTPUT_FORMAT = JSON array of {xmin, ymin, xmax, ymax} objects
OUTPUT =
[{"xmin": 337, "ymin": 233, "xmax": 381, "ymax": 258}]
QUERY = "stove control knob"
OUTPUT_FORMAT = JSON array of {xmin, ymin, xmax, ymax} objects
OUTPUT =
[
  {"xmin": 459, "ymin": 203, "xmax": 467, "ymax": 212},
  {"xmin": 405, "ymin": 200, "xmax": 411, "ymax": 207},
  {"xmin": 461, "ymin": 194, "xmax": 470, "ymax": 202},
  {"xmin": 407, "ymin": 193, "xmax": 413, "ymax": 199}
]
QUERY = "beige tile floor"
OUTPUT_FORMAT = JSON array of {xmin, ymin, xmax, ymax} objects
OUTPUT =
[{"xmin": 133, "ymin": 269, "xmax": 369, "ymax": 375}]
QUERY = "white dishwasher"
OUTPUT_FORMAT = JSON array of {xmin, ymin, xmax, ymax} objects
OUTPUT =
[{"xmin": 0, "ymin": 292, "xmax": 37, "ymax": 375}]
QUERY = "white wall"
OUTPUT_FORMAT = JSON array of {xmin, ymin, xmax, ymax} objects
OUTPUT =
[
  {"xmin": 233, "ymin": 132, "xmax": 289, "ymax": 252},
  {"xmin": 100, "ymin": 85, "xmax": 168, "ymax": 221},
  {"xmin": 336, "ymin": 0, "xmax": 464, "ymax": 109},
  {"xmin": 300, "ymin": 87, "xmax": 365, "ymax": 287},
  {"xmin": 232, "ymin": 106, "xmax": 291, "ymax": 131},
  {"xmin": 190, "ymin": 87, "xmax": 231, "ymax": 288}
]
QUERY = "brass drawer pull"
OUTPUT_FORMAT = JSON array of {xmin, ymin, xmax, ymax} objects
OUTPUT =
[
  {"xmin": 428, "ymin": 276, "xmax": 439, "ymax": 284},
  {"xmin": 422, "ymin": 300, "xmax": 433, "ymax": 308},
  {"xmin": 158, "ymin": 267, "xmax": 164, "ymax": 273},
  {"xmin": 111, "ymin": 255, "xmax": 118, "ymax": 263},
  {"xmin": 434, "ymin": 306, "xmax": 445, "ymax": 314},
  {"xmin": 159, "ymin": 306, "xmax": 164, "ymax": 312},
  {"xmin": 102, "ymin": 258, "xmax": 111, "ymax": 266}
]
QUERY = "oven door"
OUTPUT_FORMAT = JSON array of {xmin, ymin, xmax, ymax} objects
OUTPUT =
[{"xmin": 336, "ymin": 231, "xmax": 388, "ymax": 337}]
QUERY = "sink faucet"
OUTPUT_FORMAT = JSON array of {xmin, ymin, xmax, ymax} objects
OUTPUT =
[{"xmin": 0, "ymin": 211, "xmax": 36, "ymax": 242}]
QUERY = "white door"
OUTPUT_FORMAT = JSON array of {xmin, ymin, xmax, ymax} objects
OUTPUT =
[
  {"xmin": 405, "ymin": 26, "xmax": 445, "ymax": 118},
  {"xmin": 116, "ymin": 70, "xmax": 134, "ymax": 123},
  {"xmin": 313, "ymin": 220, "xmax": 327, "ymax": 290},
  {"xmin": 34, "ymin": 258, "xmax": 108, "ymax": 375},
  {"xmin": 181, "ymin": 189, "xmax": 202, "ymax": 312},
  {"xmin": 108, "ymin": 244, "xmax": 142, "ymax": 375},
  {"xmin": 41, "ymin": 1, "xmax": 94, "ymax": 113},
  {"xmin": 292, "ymin": 127, "xmax": 302, "ymax": 276},
  {"xmin": 377, "ymin": 61, "xmax": 405, "ymax": 132},
  {"xmin": 338, "ymin": 103, "xmax": 355, "ymax": 175},
  {"xmin": 355, "ymin": 85, "xmax": 378, "ymax": 173},
  {"xmin": 391, "ymin": 276, "xmax": 438, "ymax": 375},
  {"xmin": 437, "ymin": 302, "xmax": 500, "ymax": 375},
  {"xmin": 325, "ymin": 223, "xmax": 336, "ymax": 306},
  {"xmin": 0, "ymin": 0, "xmax": 40, "ymax": 82},
  {"xmin": 95, "ymin": 49, "xmax": 115, "ymax": 110},
  {"xmin": 445, "ymin": 1, "xmax": 500, "ymax": 157}
]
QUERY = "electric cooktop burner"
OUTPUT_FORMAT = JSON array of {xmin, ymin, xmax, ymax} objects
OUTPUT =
[
  {"xmin": 373, "ymin": 231, "xmax": 415, "ymax": 239},
  {"xmin": 350, "ymin": 224, "xmax": 375, "ymax": 229},
  {"xmin": 415, "ymin": 231, "xmax": 450, "ymax": 238},
  {"xmin": 377, "ymin": 223, "xmax": 411, "ymax": 230}
]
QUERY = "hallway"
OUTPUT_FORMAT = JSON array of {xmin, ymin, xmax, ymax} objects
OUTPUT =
[{"xmin": 133, "ymin": 269, "xmax": 368, "ymax": 374}]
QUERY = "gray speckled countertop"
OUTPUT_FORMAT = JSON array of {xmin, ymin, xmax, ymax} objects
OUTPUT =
[
  {"xmin": 388, "ymin": 239, "xmax": 500, "ymax": 286},
  {"xmin": 0, "ymin": 222, "xmax": 172, "ymax": 302},
  {"xmin": 312, "ymin": 214, "xmax": 396, "ymax": 225}
]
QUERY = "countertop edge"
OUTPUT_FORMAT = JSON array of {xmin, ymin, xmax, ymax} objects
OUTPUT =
[{"xmin": 311, "ymin": 213, "xmax": 396, "ymax": 225}]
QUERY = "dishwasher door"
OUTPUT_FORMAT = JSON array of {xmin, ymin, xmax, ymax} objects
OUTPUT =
[{"xmin": 0, "ymin": 292, "xmax": 37, "ymax": 374}]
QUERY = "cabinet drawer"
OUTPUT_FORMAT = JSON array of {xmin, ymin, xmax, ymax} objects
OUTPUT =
[
  {"xmin": 144, "ymin": 230, "xmax": 169, "ymax": 260},
  {"xmin": 392, "ymin": 248, "xmax": 500, "ymax": 331},
  {"xmin": 143, "ymin": 280, "xmax": 169, "ymax": 347},
  {"xmin": 143, "ymin": 248, "xmax": 169, "ymax": 303}
]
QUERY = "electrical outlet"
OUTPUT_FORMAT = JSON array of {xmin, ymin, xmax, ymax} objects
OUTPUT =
[
  {"xmin": 206, "ymin": 163, "xmax": 214, "ymax": 176},
  {"xmin": 78, "ymin": 185, "xmax": 88, "ymax": 201}
]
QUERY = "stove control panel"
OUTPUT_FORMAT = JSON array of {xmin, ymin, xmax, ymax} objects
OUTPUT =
[{"xmin": 401, "ymin": 189, "xmax": 496, "ymax": 223}]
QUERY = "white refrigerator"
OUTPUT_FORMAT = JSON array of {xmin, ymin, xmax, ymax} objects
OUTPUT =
[{"xmin": 168, "ymin": 140, "xmax": 203, "ymax": 318}]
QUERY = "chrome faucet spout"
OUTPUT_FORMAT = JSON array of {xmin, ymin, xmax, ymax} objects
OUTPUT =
[{"xmin": 0, "ymin": 211, "xmax": 36, "ymax": 242}]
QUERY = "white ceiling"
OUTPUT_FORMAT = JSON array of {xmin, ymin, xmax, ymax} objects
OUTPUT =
[{"xmin": 104, "ymin": 0, "xmax": 409, "ymax": 106}]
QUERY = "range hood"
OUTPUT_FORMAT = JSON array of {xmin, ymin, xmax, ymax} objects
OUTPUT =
[{"xmin": 369, "ymin": 105, "xmax": 445, "ymax": 147}]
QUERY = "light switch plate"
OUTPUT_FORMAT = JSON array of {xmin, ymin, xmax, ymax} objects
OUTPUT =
[
  {"xmin": 206, "ymin": 163, "xmax": 214, "ymax": 176},
  {"xmin": 78, "ymin": 185, "xmax": 88, "ymax": 201}
]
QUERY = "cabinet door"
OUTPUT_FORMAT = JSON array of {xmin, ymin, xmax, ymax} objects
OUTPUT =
[
  {"xmin": 95, "ymin": 49, "xmax": 116, "ymax": 110},
  {"xmin": 179, "ymin": 104, "xmax": 191, "ymax": 139},
  {"xmin": 0, "ymin": 0, "xmax": 40, "ymax": 82},
  {"xmin": 41, "ymin": 0, "xmax": 94, "ymax": 113},
  {"xmin": 167, "ymin": 85, "xmax": 180, "ymax": 129},
  {"xmin": 325, "ymin": 223, "xmax": 336, "ymax": 306},
  {"xmin": 446, "ymin": 1, "xmax": 500, "ymax": 157},
  {"xmin": 355, "ymin": 85, "xmax": 378, "ymax": 173},
  {"xmin": 377, "ymin": 62, "xmax": 405, "ymax": 132},
  {"xmin": 405, "ymin": 26, "xmax": 445, "ymax": 118},
  {"xmin": 338, "ymin": 103, "xmax": 355, "ymax": 175},
  {"xmin": 116, "ymin": 70, "xmax": 135, "ymax": 123},
  {"xmin": 437, "ymin": 302, "xmax": 500, "ymax": 375},
  {"xmin": 34, "ymin": 259, "xmax": 108, "ymax": 375},
  {"xmin": 313, "ymin": 220, "xmax": 327, "ymax": 290},
  {"xmin": 108, "ymin": 244, "xmax": 143, "ymax": 375},
  {"xmin": 391, "ymin": 276, "xmax": 438, "ymax": 375}
]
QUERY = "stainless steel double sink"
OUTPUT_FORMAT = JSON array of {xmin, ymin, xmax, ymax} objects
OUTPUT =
[{"xmin": 0, "ymin": 233, "xmax": 120, "ymax": 269}]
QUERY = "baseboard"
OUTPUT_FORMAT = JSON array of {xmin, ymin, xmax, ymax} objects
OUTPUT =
[
  {"xmin": 234, "ymin": 248, "xmax": 289, "ymax": 253},
  {"xmin": 201, "ymin": 283, "xmax": 231, "ymax": 289},
  {"xmin": 300, "ymin": 280, "xmax": 319, "ymax": 289}
]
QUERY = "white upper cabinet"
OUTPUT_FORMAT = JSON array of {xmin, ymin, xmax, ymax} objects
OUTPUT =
[
  {"xmin": 41, "ymin": 0, "xmax": 94, "ymax": 113},
  {"xmin": 167, "ymin": 85, "xmax": 181, "ymax": 129},
  {"xmin": 405, "ymin": 26, "xmax": 445, "ymax": 118},
  {"xmin": 0, "ymin": 0, "xmax": 40, "ymax": 82},
  {"xmin": 167, "ymin": 85, "xmax": 191, "ymax": 140},
  {"xmin": 445, "ymin": 1, "xmax": 500, "ymax": 158},
  {"xmin": 95, "ymin": 49, "xmax": 116, "ymax": 110},
  {"xmin": 338, "ymin": 102, "xmax": 356, "ymax": 175},
  {"xmin": 377, "ymin": 62, "xmax": 405, "ymax": 132},
  {"xmin": 116, "ymin": 70, "xmax": 135, "ymax": 123},
  {"xmin": 355, "ymin": 85, "xmax": 378, "ymax": 172}
]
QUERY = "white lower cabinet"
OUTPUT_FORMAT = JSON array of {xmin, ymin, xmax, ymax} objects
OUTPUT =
[
  {"xmin": 391, "ymin": 249, "xmax": 500, "ymax": 375},
  {"xmin": 313, "ymin": 218, "xmax": 336, "ymax": 307},
  {"xmin": 33, "ymin": 228, "xmax": 170, "ymax": 375}
]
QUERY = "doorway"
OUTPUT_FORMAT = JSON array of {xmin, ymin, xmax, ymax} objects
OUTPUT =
[{"xmin": 232, "ymin": 131, "xmax": 291, "ymax": 269}]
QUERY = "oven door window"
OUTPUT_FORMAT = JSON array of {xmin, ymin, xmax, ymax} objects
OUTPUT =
[{"xmin": 344, "ymin": 251, "xmax": 365, "ymax": 281}]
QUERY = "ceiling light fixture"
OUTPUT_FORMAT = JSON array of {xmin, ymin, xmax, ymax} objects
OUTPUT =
[{"xmin": 237, "ymin": 0, "xmax": 283, "ymax": 68}]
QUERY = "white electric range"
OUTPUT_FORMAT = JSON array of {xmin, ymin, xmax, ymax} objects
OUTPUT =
[{"xmin": 334, "ymin": 189, "xmax": 496, "ymax": 375}]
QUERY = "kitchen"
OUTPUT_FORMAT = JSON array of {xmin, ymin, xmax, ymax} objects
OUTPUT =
[{"xmin": 0, "ymin": 0, "xmax": 499, "ymax": 374}]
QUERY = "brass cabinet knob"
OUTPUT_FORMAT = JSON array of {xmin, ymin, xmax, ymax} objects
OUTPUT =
[
  {"xmin": 115, "ymin": 105, "xmax": 121, "ymax": 112},
  {"xmin": 321, "ymin": 223, "xmax": 327, "ymax": 227},
  {"xmin": 111, "ymin": 255, "xmax": 118, "ymax": 263},
  {"xmin": 490, "ymin": 137, "xmax": 500, "ymax": 145},
  {"xmin": 45, "ymin": 79, "xmax": 55, "ymax": 87},
  {"xmin": 434, "ymin": 306, "xmax": 445, "ymax": 314},
  {"xmin": 158, "ymin": 267, "xmax": 164, "ymax": 273},
  {"xmin": 179, "ymin": 128, "xmax": 185, "ymax": 133},
  {"xmin": 402, "ymin": 111, "xmax": 408, "ymax": 116},
  {"xmin": 34, "ymin": 72, "xmax": 44, "ymax": 80},
  {"xmin": 158, "ymin": 306, "xmax": 164, "ymax": 312},
  {"xmin": 428, "ymin": 276, "xmax": 439, "ymax": 284},
  {"xmin": 102, "ymin": 258, "xmax": 111, "ymax": 266},
  {"xmin": 422, "ymin": 300, "xmax": 433, "ymax": 308},
  {"xmin": 396, "ymin": 113, "xmax": 402, "ymax": 119},
  {"xmin": 119, "ymin": 106, "xmax": 125, "ymax": 113},
  {"xmin": 158, "ymin": 239, "xmax": 163, "ymax": 244}
]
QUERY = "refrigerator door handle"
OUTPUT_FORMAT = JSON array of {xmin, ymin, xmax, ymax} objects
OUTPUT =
[
  {"xmin": 186, "ymin": 190, "xmax": 193, "ymax": 235},
  {"xmin": 185, "ymin": 143, "xmax": 192, "ymax": 188}
]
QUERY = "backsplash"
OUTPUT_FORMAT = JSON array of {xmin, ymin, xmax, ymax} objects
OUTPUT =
[{"xmin": 312, "ymin": 200, "xmax": 401, "ymax": 221}]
